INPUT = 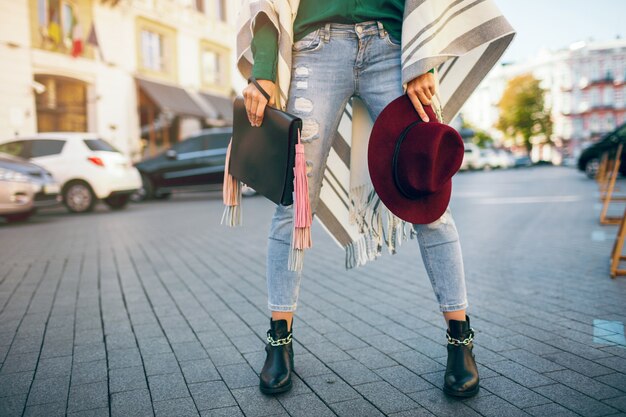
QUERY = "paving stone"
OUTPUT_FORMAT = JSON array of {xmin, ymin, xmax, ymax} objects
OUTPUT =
[
  {"xmin": 346, "ymin": 346, "xmax": 398, "ymax": 369},
  {"xmin": 465, "ymin": 394, "xmax": 532, "ymax": 417},
  {"xmin": 498, "ymin": 348, "xmax": 564, "ymax": 373},
  {"xmin": 26, "ymin": 376, "xmax": 70, "ymax": 406},
  {"xmin": 137, "ymin": 337, "xmax": 172, "ymax": 355},
  {"xmin": 108, "ymin": 347, "xmax": 143, "ymax": 369},
  {"xmin": 172, "ymin": 341, "xmax": 209, "ymax": 362},
  {"xmin": 408, "ymin": 387, "xmax": 482, "ymax": 417},
  {"xmin": 67, "ymin": 407, "xmax": 110, "ymax": 417},
  {"xmin": 67, "ymin": 381, "xmax": 109, "ymax": 413},
  {"xmin": 189, "ymin": 381, "xmax": 237, "ymax": 410},
  {"xmin": 217, "ymin": 363, "xmax": 259, "ymax": 389},
  {"xmin": 180, "ymin": 359, "xmax": 221, "ymax": 383},
  {"xmin": 23, "ymin": 401, "xmax": 66, "ymax": 417},
  {"xmin": 303, "ymin": 341, "xmax": 352, "ymax": 363},
  {"xmin": 200, "ymin": 406, "xmax": 244, "ymax": 417},
  {"xmin": 154, "ymin": 397, "xmax": 200, "ymax": 417},
  {"xmin": 479, "ymin": 376, "xmax": 550, "ymax": 408},
  {"xmin": 303, "ymin": 373, "xmax": 361, "ymax": 403},
  {"xmin": 330, "ymin": 398, "xmax": 386, "ymax": 417},
  {"xmin": 111, "ymin": 388, "xmax": 154, "ymax": 417},
  {"xmin": 541, "ymin": 351, "xmax": 614, "ymax": 377},
  {"xmin": 279, "ymin": 392, "xmax": 335, "ymax": 417},
  {"xmin": 143, "ymin": 352, "xmax": 181, "ymax": 376},
  {"xmin": 354, "ymin": 380, "xmax": 420, "ymax": 414},
  {"xmin": 604, "ymin": 396, "xmax": 626, "ymax": 413},
  {"xmin": 0, "ymin": 394, "xmax": 27, "ymax": 417},
  {"xmin": 230, "ymin": 386, "xmax": 286, "ymax": 416},
  {"xmin": 595, "ymin": 356, "xmax": 626, "ymax": 374},
  {"xmin": 375, "ymin": 365, "xmax": 435, "ymax": 393},
  {"xmin": 524, "ymin": 402, "xmax": 579, "ymax": 417},
  {"xmin": 148, "ymin": 372, "xmax": 189, "ymax": 402},
  {"xmin": 292, "ymin": 353, "xmax": 331, "ymax": 377},
  {"xmin": 0, "ymin": 351, "xmax": 39, "ymax": 373},
  {"xmin": 545, "ymin": 369, "xmax": 623, "ymax": 400},
  {"xmin": 326, "ymin": 359, "xmax": 382, "ymax": 385},
  {"xmin": 207, "ymin": 345, "xmax": 246, "ymax": 366},
  {"xmin": 534, "ymin": 383, "xmax": 618, "ymax": 417},
  {"xmin": 71, "ymin": 360, "xmax": 108, "ymax": 385},
  {"xmin": 230, "ymin": 335, "xmax": 264, "ymax": 354},
  {"xmin": 595, "ymin": 373, "xmax": 626, "ymax": 393},
  {"xmin": 73, "ymin": 344, "xmax": 106, "ymax": 364},
  {"xmin": 486, "ymin": 360, "xmax": 554, "ymax": 388},
  {"xmin": 389, "ymin": 350, "xmax": 445, "ymax": 375},
  {"xmin": 109, "ymin": 366, "xmax": 148, "ymax": 393},
  {"xmin": 0, "ymin": 371, "xmax": 33, "ymax": 397}
]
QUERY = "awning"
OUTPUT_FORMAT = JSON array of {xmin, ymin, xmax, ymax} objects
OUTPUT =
[
  {"xmin": 199, "ymin": 92, "xmax": 233, "ymax": 124},
  {"xmin": 137, "ymin": 78, "xmax": 208, "ymax": 119}
]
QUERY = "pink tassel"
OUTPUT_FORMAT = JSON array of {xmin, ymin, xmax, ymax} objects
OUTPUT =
[
  {"xmin": 221, "ymin": 139, "xmax": 242, "ymax": 226},
  {"xmin": 289, "ymin": 130, "xmax": 312, "ymax": 271}
]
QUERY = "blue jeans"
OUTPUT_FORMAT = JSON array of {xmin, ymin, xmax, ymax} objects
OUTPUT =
[{"xmin": 267, "ymin": 22, "xmax": 468, "ymax": 313}]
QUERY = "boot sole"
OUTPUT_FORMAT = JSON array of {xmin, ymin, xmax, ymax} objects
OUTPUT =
[
  {"xmin": 259, "ymin": 381, "xmax": 293, "ymax": 396},
  {"xmin": 443, "ymin": 384, "xmax": 479, "ymax": 398}
]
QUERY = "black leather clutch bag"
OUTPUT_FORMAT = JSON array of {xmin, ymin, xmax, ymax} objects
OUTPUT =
[{"xmin": 229, "ymin": 79, "xmax": 302, "ymax": 206}]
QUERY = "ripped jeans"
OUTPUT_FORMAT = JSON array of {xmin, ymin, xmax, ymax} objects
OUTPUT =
[{"xmin": 266, "ymin": 21, "xmax": 468, "ymax": 313}]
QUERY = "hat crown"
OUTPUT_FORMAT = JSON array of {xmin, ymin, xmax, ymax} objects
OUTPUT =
[{"xmin": 393, "ymin": 123, "xmax": 460, "ymax": 200}]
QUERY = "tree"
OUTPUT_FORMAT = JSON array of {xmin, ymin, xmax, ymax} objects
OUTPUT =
[{"xmin": 496, "ymin": 74, "xmax": 553, "ymax": 154}]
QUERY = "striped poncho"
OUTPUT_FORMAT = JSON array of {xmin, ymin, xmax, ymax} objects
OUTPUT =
[{"xmin": 233, "ymin": 0, "xmax": 516, "ymax": 269}]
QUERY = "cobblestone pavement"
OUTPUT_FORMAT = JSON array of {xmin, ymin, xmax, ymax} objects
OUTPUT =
[{"xmin": 1, "ymin": 166, "xmax": 626, "ymax": 417}]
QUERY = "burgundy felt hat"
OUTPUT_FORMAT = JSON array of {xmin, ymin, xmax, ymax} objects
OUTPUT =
[{"xmin": 368, "ymin": 94, "xmax": 464, "ymax": 224}]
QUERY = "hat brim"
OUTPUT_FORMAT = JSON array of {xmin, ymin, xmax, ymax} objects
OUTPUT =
[{"xmin": 368, "ymin": 96, "xmax": 456, "ymax": 225}]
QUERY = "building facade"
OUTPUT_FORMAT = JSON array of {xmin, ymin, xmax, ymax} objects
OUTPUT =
[
  {"xmin": 463, "ymin": 38, "xmax": 626, "ymax": 159},
  {"xmin": 0, "ymin": 0, "xmax": 241, "ymax": 159}
]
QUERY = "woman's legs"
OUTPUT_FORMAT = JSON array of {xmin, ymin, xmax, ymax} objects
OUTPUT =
[{"xmin": 265, "ymin": 25, "xmax": 355, "ymax": 318}]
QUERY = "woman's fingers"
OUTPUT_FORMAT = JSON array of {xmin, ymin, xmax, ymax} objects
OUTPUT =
[
  {"xmin": 243, "ymin": 84, "xmax": 270, "ymax": 127},
  {"xmin": 407, "ymin": 90, "xmax": 429, "ymax": 122}
]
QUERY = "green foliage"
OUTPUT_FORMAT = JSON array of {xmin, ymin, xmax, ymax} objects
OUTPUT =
[
  {"xmin": 461, "ymin": 120, "xmax": 493, "ymax": 149},
  {"xmin": 496, "ymin": 74, "xmax": 553, "ymax": 153}
]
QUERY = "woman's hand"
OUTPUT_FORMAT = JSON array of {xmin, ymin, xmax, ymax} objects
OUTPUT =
[
  {"xmin": 243, "ymin": 79, "xmax": 276, "ymax": 127},
  {"xmin": 407, "ymin": 72, "xmax": 436, "ymax": 122}
]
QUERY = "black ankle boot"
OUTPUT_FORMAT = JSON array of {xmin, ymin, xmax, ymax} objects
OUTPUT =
[
  {"xmin": 443, "ymin": 315, "xmax": 479, "ymax": 397},
  {"xmin": 259, "ymin": 319, "xmax": 293, "ymax": 395}
]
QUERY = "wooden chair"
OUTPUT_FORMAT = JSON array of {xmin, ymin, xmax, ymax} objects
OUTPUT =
[
  {"xmin": 600, "ymin": 144, "xmax": 626, "ymax": 225},
  {"xmin": 610, "ymin": 205, "xmax": 626, "ymax": 278}
]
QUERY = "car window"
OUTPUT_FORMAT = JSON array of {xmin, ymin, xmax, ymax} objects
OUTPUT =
[
  {"xmin": 175, "ymin": 137, "xmax": 203, "ymax": 154},
  {"xmin": 30, "ymin": 140, "xmax": 65, "ymax": 157},
  {"xmin": 84, "ymin": 139, "xmax": 119, "ymax": 153},
  {"xmin": 204, "ymin": 133, "xmax": 231, "ymax": 150},
  {"xmin": 0, "ymin": 141, "xmax": 30, "ymax": 158}
]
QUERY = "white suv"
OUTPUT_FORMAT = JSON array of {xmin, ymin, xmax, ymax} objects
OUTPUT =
[{"xmin": 0, "ymin": 133, "xmax": 141, "ymax": 213}]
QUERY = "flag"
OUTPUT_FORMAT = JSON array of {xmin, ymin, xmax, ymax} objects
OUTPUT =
[
  {"xmin": 71, "ymin": 23, "xmax": 84, "ymax": 58},
  {"xmin": 87, "ymin": 24, "xmax": 104, "ymax": 61}
]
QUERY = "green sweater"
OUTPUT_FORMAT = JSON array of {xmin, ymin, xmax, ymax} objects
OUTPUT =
[{"xmin": 251, "ymin": 0, "xmax": 434, "ymax": 82}]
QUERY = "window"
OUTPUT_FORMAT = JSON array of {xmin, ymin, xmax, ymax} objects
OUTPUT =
[
  {"xmin": 30, "ymin": 140, "xmax": 65, "ymax": 157},
  {"xmin": 215, "ymin": 0, "xmax": 227, "ymax": 21},
  {"xmin": 141, "ymin": 30, "xmax": 164, "ymax": 72},
  {"xmin": 603, "ymin": 88, "xmax": 614, "ymax": 107},
  {"xmin": 201, "ymin": 49, "xmax": 221, "ymax": 85},
  {"xmin": 0, "ymin": 141, "xmax": 30, "ymax": 159},
  {"xmin": 590, "ymin": 88, "xmax": 600, "ymax": 107},
  {"xmin": 605, "ymin": 114, "xmax": 615, "ymax": 131},
  {"xmin": 175, "ymin": 137, "xmax": 204, "ymax": 154},
  {"xmin": 204, "ymin": 133, "xmax": 230, "ymax": 150},
  {"xmin": 84, "ymin": 139, "xmax": 119, "ymax": 153},
  {"xmin": 61, "ymin": 2, "xmax": 76, "ymax": 48}
]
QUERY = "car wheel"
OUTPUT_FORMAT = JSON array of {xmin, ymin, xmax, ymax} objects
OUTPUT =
[
  {"xmin": 154, "ymin": 191, "xmax": 172, "ymax": 200},
  {"xmin": 104, "ymin": 194, "xmax": 130, "ymax": 210},
  {"xmin": 585, "ymin": 158, "xmax": 600, "ymax": 179},
  {"xmin": 4, "ymin": 211, "xmax": 34, "ymax": 223},
  {"xmin": 63, "ymin": 181, "xmax": 96, "ymax": 213},
  {"xmin": 133, "ymin": 174, "xmax": 154, "ymax": 202}
]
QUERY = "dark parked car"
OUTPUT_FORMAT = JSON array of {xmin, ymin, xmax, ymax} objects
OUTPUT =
[
  {"xmin": 578, "ymin": 123, "xmax": 626, "ymax": 179},
  {"xmin": 135, "ymin": 128, "xmax": 233, "ymax": 200}
]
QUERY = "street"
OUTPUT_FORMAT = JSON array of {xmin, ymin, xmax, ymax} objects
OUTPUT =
[{"xmin": 1, "ymin": 166, "xmax": 626, "ymax": 417}]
